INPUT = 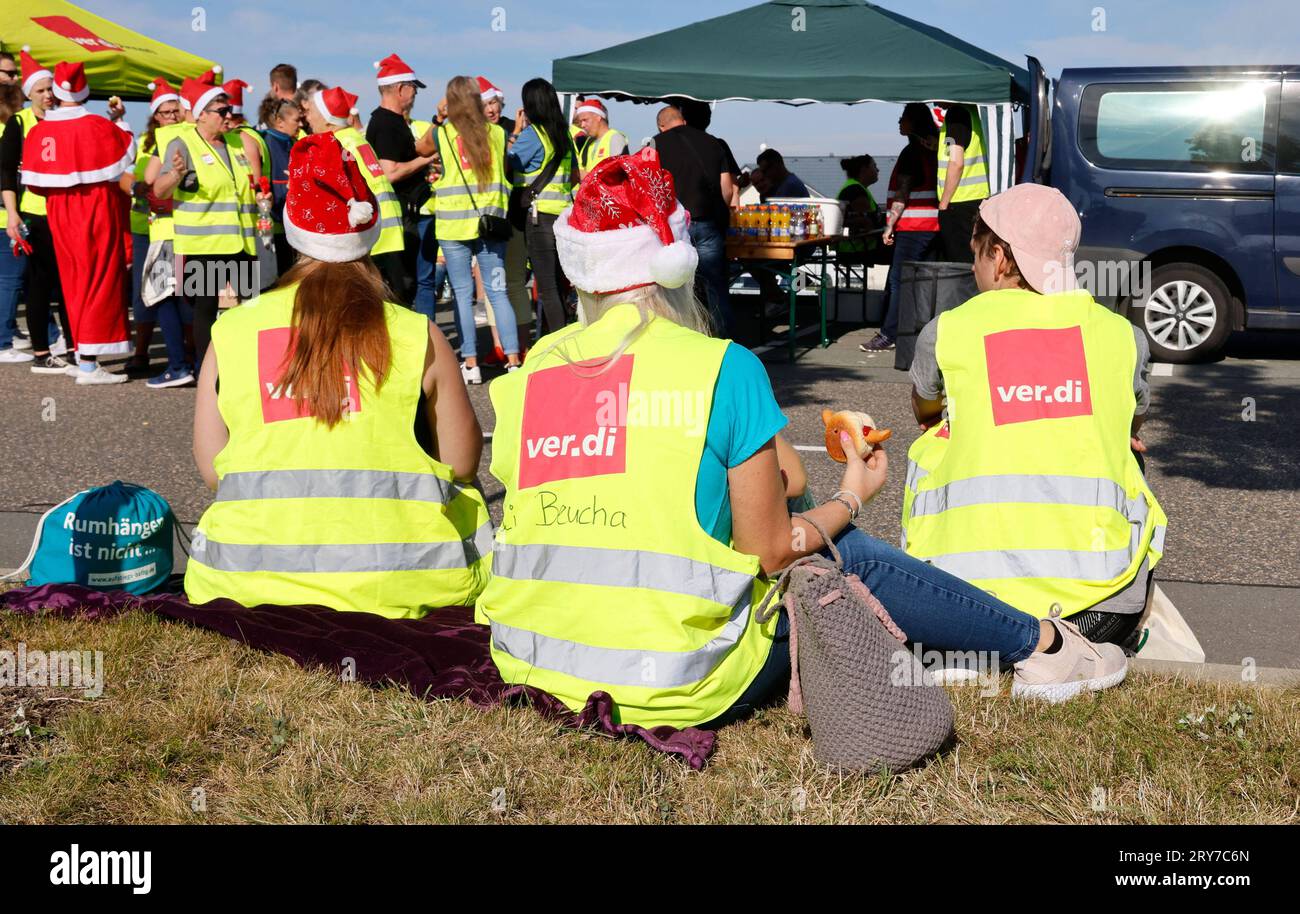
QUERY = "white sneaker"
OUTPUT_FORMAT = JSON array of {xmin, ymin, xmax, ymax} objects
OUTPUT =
[
  {"xmin": 49, "ymin": 336, "xmax": 68, "ymax": 356},
  {"xmin": 461, "ymin": 363, "xmax": 482, "ymax": 385},
  {"xmin": 74, "ymin": 364, "xmax": 128, "ymax": 385},
  {"xmin": 11, "ymin": 334, "xmax": 32, "ymax": 351},
  {"xmin": 506, "ymin": 363, "xmax": 520, "ymax": 373},
  {"xmin": 0, "ymin": 348, "xmax": 34, "ymax": 363}
]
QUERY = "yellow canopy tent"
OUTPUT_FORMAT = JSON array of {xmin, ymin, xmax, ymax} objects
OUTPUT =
[{"xmin": 0, "ymin": 0, "xmax": 216, "ymax": 101}]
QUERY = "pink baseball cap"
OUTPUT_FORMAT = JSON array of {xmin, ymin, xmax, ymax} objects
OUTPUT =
[{"xmin": 977, "ymin": 184, "xmax": 1081, "ymax": 294}]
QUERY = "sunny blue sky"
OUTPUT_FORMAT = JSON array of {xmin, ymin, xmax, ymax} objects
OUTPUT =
[{"xmin": 94, "ymin": 0, "xmax": 1300, "ymax": 164}]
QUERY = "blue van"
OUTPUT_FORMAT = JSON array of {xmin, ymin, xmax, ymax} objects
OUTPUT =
[{"xmin": 1023, "ymin": 60, "xmax": 1300, "ymax": 361}]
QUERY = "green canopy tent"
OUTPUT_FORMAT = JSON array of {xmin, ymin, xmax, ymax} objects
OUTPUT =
[
  {"xmin": 553, "ymin": 0, "xmax": 1027, "ymax": 190},
  {"xmin": 0, "ymin": 0, "xmax": 216, "ymax": 101},
  {"xmin": 552, "ymin": 0, "xmax": 1028, "ymax": 106}
]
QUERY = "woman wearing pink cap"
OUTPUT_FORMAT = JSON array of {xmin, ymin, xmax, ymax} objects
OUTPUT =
[
  {"xmin": 477, "ymin": 153, "xmax": 1129, "ymax": 730},
  {"xmin": 906, "ymin": 183, "xmax": 1166, "ymax": 654}
]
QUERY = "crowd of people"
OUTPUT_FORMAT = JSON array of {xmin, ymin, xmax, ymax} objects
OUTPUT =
[
  {"xmin": 0, "ymin": 49, "xmax": 1166, "ymax": 730},
  {"xmin": 0, "ymin": 52, "xmax": 662, "ymax": 387}
]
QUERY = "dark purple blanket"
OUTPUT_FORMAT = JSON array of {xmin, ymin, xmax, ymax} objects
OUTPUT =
[{"xmin": 0, "ymin": 584, "xmax": 716, "ymax": 769}]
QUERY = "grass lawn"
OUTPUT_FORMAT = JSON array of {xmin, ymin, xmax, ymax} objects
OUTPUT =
[{"xmin": 2, "ymin": 608, "xmax": 1298, "ymax": 824}]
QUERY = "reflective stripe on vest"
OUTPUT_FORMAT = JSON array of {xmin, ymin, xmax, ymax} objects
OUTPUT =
[
  {"xmin": 937, "ymin": 105, "xmax": 989, "ymax": 204},
  {"xmin": 183, "ymin": 284, "xmax": 491, "ymax": 618},
  {"xmin": 513, "ymin": 125, "xmax": 573, "ymax": 216},
  {"xmin": 579, "ymin": 127, "xmax": 625, "ymax": 174},
  {"xmin": 16, "ymin": 108, "xmax": 47, "ymax": 217},
  {"xmin": 432, "ymin": 121, "xmax": 508, "ymax": 241},
  {"xmin": 478, "ymin": 305, "xmax": 777, "ymax": 728},
  {"xmin": 171, "ymin": 129, "xmax": 255, "ymax": 256},
  {"xmin": 887, "ymin": 139, "xmax": 940, "ymax": 232},
  {"xmin": 335, "ymin": 126, "xmax": 406, "ymax": 255},
  {"xmin": 899, "ymin": 288, "xmax": 1166, "ymax": 619}
]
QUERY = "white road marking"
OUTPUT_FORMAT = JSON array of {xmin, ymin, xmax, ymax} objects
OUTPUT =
[
  {"xmin": 1151, "ymin": 363, "xmax": 1174, "ymax": 377},
  {"xmin": 794, "ymin": 444, "xmax": 826, "ymax": 452}
]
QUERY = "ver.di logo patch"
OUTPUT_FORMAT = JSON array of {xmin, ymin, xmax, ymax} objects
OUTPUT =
[
  {"xmin": 257, "ymin": 327, "xmax": 361, "ymax": 423},
  {"xmin": 33, "ymin": 16, "xmax": 125, "ymax": 53},
  {"xmin": 517, "ymin": 357, "xmax": 633, "ymax": 489},
  {"xmin": 984, "ymin": 326, "xmax": 1093, "ymax": 426}
]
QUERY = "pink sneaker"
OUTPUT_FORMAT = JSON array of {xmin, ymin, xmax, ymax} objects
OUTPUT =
[{"xmin": 1012, "ymin": 618, "xmax": 1128, "ymax": 703}]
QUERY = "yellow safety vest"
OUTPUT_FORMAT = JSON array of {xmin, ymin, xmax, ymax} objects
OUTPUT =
[
  {"xmin": 513, "ymin": 125, "xmax": 573, "ymax": 216},
  {"xmin": 148, "ymin": 123, "xmax": 193, "ymax": 244},
  {"xmin": 334, "ymin": 125, "xmax": 405, "ymax": 256},
  {"xmin": 239, "ymin": 125, "xmax": 271, "ymax": 178},
  {"xmin": 432, "ymin": 121, "xmax": 508, "ymax": 242},
  {"xmin": 900, "ymin": 288, "xmax": 1166, "ymax": 619},
  {"xmin": 171, "ymin": 129, "xmax": 256, "ymax": 256},
  {"xmin": 16, "ymin": 107, "xmax": 47, "ymax": 217},
  {"xmin": 579, "ymin": 127, "xmax": 626, "ymax": 175},
  {"xmin": 410, "ymin": 119, "xmax": 436, "ymax": 217},
  {"xmin": 837, "ymin": 178, "xmax": 878, "ymax": 254},
  {"xmin": 937, "ymin": 105, "xmax": 990, "ymax": 204},
  {"xmin": 479, "ymin": 304, "xmax": 778, "ymax": 728},
  {"xmin": 184, "ymin": 283, "xmax": 492, "ymax": 617},
  {"xmin": 129, "ymin": 139, "xmax": 154, "ymax": 235}
]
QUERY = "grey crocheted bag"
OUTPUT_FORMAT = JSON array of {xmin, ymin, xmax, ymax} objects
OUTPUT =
[{"xmin": 757, "ymin": 520, "xmax": 954, "ymax": 773}]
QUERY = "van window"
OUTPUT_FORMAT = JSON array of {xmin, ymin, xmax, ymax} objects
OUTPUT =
[
  {"xmin": 1279, "ymin": 80, "xmax": 1300, "ymax": 175},
  {"xmin": 1080, "ymin": 82, "xmax": 1276, "ymax": 172}
]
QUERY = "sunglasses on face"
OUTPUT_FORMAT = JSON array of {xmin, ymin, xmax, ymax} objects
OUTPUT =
[
  {"xmin": 205, "ymin": 105, "xmax": 234, "ymax": 118},
  {"xmin": 0, "ymin": 69, "xmax": 18, "ymax": 78}
]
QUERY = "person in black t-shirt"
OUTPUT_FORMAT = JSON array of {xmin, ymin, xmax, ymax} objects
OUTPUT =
[
  {"xmin": 366, "ymin": 55, "xmax": 437, "ymax": 303},
  {"xmin": 653, "ymin": 105, "xmax": 736, "ymax": 334}
]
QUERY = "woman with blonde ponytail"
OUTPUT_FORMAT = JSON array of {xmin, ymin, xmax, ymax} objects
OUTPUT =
[
  {"xmin": 431, "ymin": 75, "xmax": 520, "ymax": 384},
  {"xmin": 186, "ymin": 133, "xmax": 492, "ymax": 619}
]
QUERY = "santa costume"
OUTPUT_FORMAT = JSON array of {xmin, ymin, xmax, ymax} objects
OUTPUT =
[{"xmin": 20, "ymin": 62, "xmax": 134, "ymax": 365}]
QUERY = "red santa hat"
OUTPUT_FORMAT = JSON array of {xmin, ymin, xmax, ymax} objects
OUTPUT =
[
  {"xmin": 222, "ymin": 79, "xmax": 251, "ymax": 115},
  {"xmin": 574, "ymin": 97, "xmax": 608, "ymax": 121},
  {"xmin": 180, "ymin": 77, "xmax": 226, "ymax": 116},
  {"xmin": 553, "ymin": 148, "xmax": 697, "ymax": 295},
  {"xmin": 147, "ymin": 77, "xmax": 180, "ymax": 114},
  {"xmin": 52, "ymin": 61, "xmax": 90, "ymax": 104},
  {"xmin": 312, "ymin": 86, "xmax": 359, "ymax": 127},
  {"xmin": 19, "ymin": 47, "xmax": 53, "ymax": 98},
  {"xmin": 283, "ymin": 132, "xmax": 380, "ymax": 262},
  {"xmin": 476, "ymin": 76, "xmax": 504, "ymax": 103},
  {"xmin": 373, "ymin": 53, "xmax": 425, "ymax": 88}
]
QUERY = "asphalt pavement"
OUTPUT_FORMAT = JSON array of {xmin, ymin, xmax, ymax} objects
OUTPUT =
[{"xmin": 1, "ymin": 295, "xmax": 1296, "ymax": 666}]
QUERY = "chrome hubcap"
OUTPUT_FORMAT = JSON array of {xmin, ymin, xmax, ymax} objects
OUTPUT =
[{"xmin": 1144, "ymin": 280, "xmax": 1216, "ymax": 351}]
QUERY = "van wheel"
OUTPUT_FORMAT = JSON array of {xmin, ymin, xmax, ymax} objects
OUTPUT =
[{"xmin": 1132, "ymin": 264, "xmax": 1232, "ymax": 363}]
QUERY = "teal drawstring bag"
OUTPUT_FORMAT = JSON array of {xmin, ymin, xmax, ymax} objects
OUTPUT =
[{"xmin": 3, "ymin": 482, "xmax": 178, "ymax": 594}]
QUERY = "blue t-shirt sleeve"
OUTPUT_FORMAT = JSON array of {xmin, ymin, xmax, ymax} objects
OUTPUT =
[
  {"xmin": 507, "ymin": 127, "xmax": 544, "ymax": 176},
  {"xmin": 694, "ymin": 343, "xmax": 789, "ymax": 543}
]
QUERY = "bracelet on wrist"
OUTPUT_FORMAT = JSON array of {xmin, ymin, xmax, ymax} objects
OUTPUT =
[
  {"xmin": 830, "ymin": 495, "xmax": 857, "ymax": 521},
  {"xmin": 832, "ymin": 488, "xmax": 863, "ymax": 518}
]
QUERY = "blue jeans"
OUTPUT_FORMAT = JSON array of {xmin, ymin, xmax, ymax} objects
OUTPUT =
[
  {"xmin": 709, "ymin": 526, "xmax": 1041, "ymax": 726},
  {"xmin": 154, "ymin": 295, "xmax": 192, "ymax": 374},
  {"xmin": 0, "ymin": 243, "xmax": 57, "ymax": 350},
  {"xmin": 413, "ymin": 216, "xmax": 452, "ymax": 322},
  {"xmin": 689, "ymin": 219, "xmax": 733, "ymax": 337},
  {"xmin": 441, "ymin": 236, "xmax": 518, "ymax": 359},
  {"xmin": 881, "ymin": 230, "xmax": 937, "ymax": 341}
]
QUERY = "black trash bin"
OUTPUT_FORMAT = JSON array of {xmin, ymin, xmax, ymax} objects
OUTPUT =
[{"xmin": 894, "ymin": 261, "xmax": 978, "ymax": 371}]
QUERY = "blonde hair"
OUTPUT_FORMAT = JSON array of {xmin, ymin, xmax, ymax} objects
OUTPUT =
[
  {"xmin": 530, "ymin": 283, "xmax": 713, "ymax": 377},
  {"xmin": 445, "ymin": 75, "xmax": 492, "ymax": 191}
]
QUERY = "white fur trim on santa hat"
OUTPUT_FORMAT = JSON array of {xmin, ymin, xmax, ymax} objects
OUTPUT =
[
  {"xmin": 312, "ymin": 90, "xmax": 350, "ymax": 127},
  {"xmin": 53, "ymin": 81, "xmax": 90, "ymax": 104},
  {"xmin": 553, "ymin": 201, "xmax": 697, "ymax": 294},
  {"xmin": 574, "ymin": 100, "xmax": 607, "ymax": 120},
  {"xmin": 23, "ymin": 65, "xmax": 53, "ymax": 100},
  {"xmin": 284, "ymin": 208, "xmax": 380, "ymax": 263},
  {"xmin": 194, "ymin": 86, "xmax": 224, "ymax": 114}
]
